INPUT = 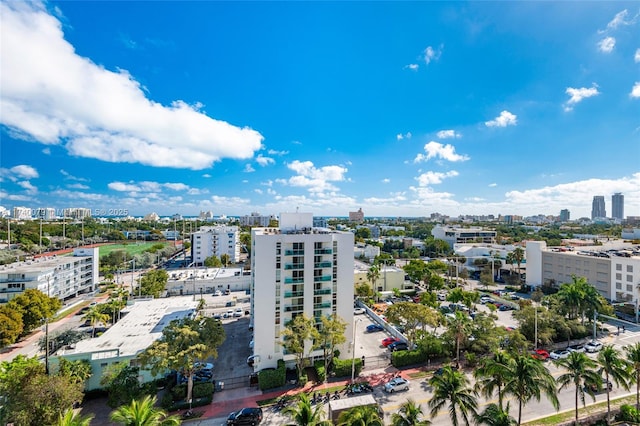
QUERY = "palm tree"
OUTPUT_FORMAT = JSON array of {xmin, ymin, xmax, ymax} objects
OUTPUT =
[
  {"xmin": 474, "ymin": 351, "xmax": 510, "ymax": 411},
  {"xmin": 474, "ymin": 402, "xmax": 517, "ymax": 426},
  {"xmin": 447, "ymin": 311, "xmax": 472, "ymax": 368},
  {"xmin": 367, "ymin": 264, "xmax": 380, "ymax": 298},
  {"xmin": 56, "ymin": 409, "xmax": 94, "ymax": 426},
  {"xmin": 501, "ymin": 353, "xmax": 559, "ymax": 425},
  {"xmin": 57, "ymin": 358, "xmax": 92, "ymax": 385},
  {"xmin": 109, "ymin": 395, "xmax": 181, "ymax": 426},
  {"xmin": 597, "ymin": 345, "xmax": 631, "ymax": 423},
  {"xmin": 512, "ymin": 248, "xmax": 524, "ymax": 283},
  {"xmin": 428, "ymin": 366, "xmax": 478, "ymax": 426},
  {"xmin": 625, "ymin": 342, "xmax": 640, "ymax": 410},
  {"xmin": 555, "ymin": 351, "xmax": 601, "ymax": 425},
  {"xmin": 391, "ymin": 399, "xmax": 431, "ymax": 426},
  {"xmin": 82, "ymin": 306, "xmax": 110, "ymax": 338},
  {"xmin": 282, "ymin": 393, "xmax": 331, "ymax": 426},
  {"xmin": 337, "ymin": 405, "xmax": 383, "ymax": 426}
]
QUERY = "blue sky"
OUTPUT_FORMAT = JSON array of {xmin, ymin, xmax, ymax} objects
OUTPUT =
[{"xmin": 1, "ymin": 1, "xmax": 639, "ymax": 219}]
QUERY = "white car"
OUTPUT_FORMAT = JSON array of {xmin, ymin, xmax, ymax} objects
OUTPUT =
[
  {"xmin": 384, "ymin": 377, "xmax": 409, "ymax": 393},
  {"xmin": 233, "ymin": 308, "xmax": 243, "ymax": 317},
  {"xmin": 585, "ymin": 340, "xmax": 603, "ymax": 353},
  {"xmin": 354, "ymin": 308, "xmax": 365, "ymax": 315},
  {"xmin": 568, "ymin": 345, "xmax": 585, "ymax": 353},
  {"xmin": 549, "ymin": 349, "xmax": 571, "ymax": 360}
]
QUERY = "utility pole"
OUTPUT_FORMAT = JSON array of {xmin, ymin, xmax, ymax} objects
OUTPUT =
[{"xmin": 45, "ymin": 276, "xmax": 51, "ymax": 375}]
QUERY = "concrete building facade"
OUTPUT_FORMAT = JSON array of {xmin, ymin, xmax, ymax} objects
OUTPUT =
[
  {"xmin": 0, "ymin": 248, "xmax": 99, "ymax": 303},
  {"xmin": 349, "ymin": 208, "xmax": 364, "ymax": 223},
  {"xmin": 431, "ymin": 225, "xmax": 497, "ymax": 248},
  {"xmin": 12, "ymin": 206, "xmax": 31, "ymax": 220},
  {"xmin": 612, "ymin": 193, "xmax": 624, "ymax": 220},
  {"xmin": 239, "ymin": 212, "xmax": 275, "ymax": 227},
  {"xmin": 191, "ymin": 225, "xmax": 240, "ymax": 265},
  {"xmin": 250, "ymin": 212, "xmax": 354, "ymax": 371},
  {"xmin": 591, "ymin": 196, "xmax": 606, "ymax": 219}
]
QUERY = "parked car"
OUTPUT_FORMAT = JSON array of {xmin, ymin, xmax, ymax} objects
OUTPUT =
[
  {"xmin": 532, "ymin": 349, "xmax": 550, "ymax": 360},
  {"xmin": 246, "ymin": 355, "xmax": 257, "ymax": 367},
  {"xmin": 381, "ymin": 337, "xmax": 401, "ymax": 347},
  {"xmin": 586, "ymin": 379, "xmax": 613, "ymax": 393},
  {"xmin": 383, "ymin": 377, "xmax": 410, "ymax": 393},
  {"xmin": 354, "ymin": 307, "xmax": 365, "ymax": 315},
  {"xmin": 388, "ymin": 341, "xmax": 409, "ymax": 352},
  {"xmin": 233, "ymin": 308, "xmax": 243, "ymax": 317},
  {"xmin": 585, "ymin": 340, "xmax": 603, "ymax": 353},
  {"xmin": 568, "ymin": 345, "xmax": 585, "ymax": 353},
  {"xmin": 214, "ymin": 290, "xmax": 222, "ymax": 296},
  {"xmin": 499, "ymin": 305, "xmax": 513, "ymax": 311},
  {"xmin": 194, "ymin": 362, "xmax": 214, "ymax": 371},
  {"xmin": 549, "ymin": 349, "xmax": 571, "ymax": 360},
  {"xmin": 227, "ymin": 407, "xmax": 263, "ymax": 425},
  {"xmin": 366, "ymin": 324, "xmax": 384, "ymax": 333}
]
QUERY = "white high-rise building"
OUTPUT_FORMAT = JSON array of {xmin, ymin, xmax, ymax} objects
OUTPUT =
[
  {"xmin": 34, "ymin": 208, "xmax": 56, "ymax": 220},
  {"xmin": 12, "ymin": 206, "xmax": 32, "ymax": 220},
  {"xmin": 191, "ymin": 225, "xmax": 240, "ymax": 265},
  {"xmin": 250, "ymin": 212, "xmax": 354, "ymax": 371}
]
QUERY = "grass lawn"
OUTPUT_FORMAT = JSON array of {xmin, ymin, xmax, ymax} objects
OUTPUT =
[{"xmin": 99, "ymin": 242, "xmax": 168, "ymax": 258}]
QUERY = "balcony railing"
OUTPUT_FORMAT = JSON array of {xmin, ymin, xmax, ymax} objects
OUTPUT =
[
  {"xmin": 314, "ymin": 262, "xmax": 332, "ymax": 268},
  {"xmin": 284, "ymin": 291, "xmax": 304, "ymax": 298},
  {"xmin": 314, "ymin": 249, "xmax": 332, "ymax": 254},
  {"xmin": 284, "ymin": 277, "xmax": 305, "ymax": 284},
  {"xmin": 284, "ymin": 249, "xmax": 304, "ymax": 256},
  {"xmin": 313, "ymin": 275, "xmax": 331, "ymax": 282},
  {"xmin": 313, "ymin": 302, "xmax": 331, "ymax": 309},
  {"xmin": 313, "ymin": 288, "xmax": 331, "ymax": 295},
  {"xmin": 284, "ymin": 264, "xmax": 304, "ymax": 270},
  {"xmin": 284, "ymin": 304, "xmax": 304, "ymax": 312}
]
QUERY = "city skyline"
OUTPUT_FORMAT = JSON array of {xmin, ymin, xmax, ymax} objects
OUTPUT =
[{"xmin": 1, "ymin": 2, "xmax": 639, "ymax": 218}]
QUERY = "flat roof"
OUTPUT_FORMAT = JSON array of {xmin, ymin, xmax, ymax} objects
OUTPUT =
[
  {"xmin": 0, "ymin": 253, "xmax": 91, "ymax": 274},
  {"xmin": 59, "ymin": 297, "xmax": 199, "ymax": 358}
]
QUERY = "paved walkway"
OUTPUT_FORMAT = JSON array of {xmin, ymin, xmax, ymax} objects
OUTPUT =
[{"xmin": 178, "ymin": 365, "xmax": 421, "ymax": 422}]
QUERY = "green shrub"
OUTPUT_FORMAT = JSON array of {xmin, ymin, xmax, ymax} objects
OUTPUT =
[
  {"xmin": 391, "ymin": 350, "xmax": 426, "ymax": 367},
  {"xmin": 168, "ymin": 396, "xmax": 212, "ymax": 411},
  {"xmin": 258, "ymin": 359, "xmax": 286, "ymax": 390},
  {"xmin": 160, "ymin": 392, "xmax": 173, "ymax": 410},
  {"xmin": 314, "ymin": 361, "xmax": 326, "ymax": 383},
  {"xmin": 193, "ymin": 382, "xmax": 214, "ymax": 398},
  {"xmin": 333, "ymin": 358, "xmax": 361, "ymax": 378},
  {"xmin": 617, "ymin": 404, "xmax": 640, "ymax": 423}
]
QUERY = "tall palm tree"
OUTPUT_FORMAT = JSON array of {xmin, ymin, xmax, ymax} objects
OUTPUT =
[
  {"xmin": 428, "ymin": 366, "xmax": 478, "ymax": 426},
  {"xmin": 474, "ymin": 351, "xmax": 510, "ymax": 411},
  {"xmin": 82, "ymin": 306, "xmax": 110, "ymax": 338},
  {"xmin": 555, "ymin": 351, "xmax": 600, "ymax": 426},
  {"xmin": 447, "ymin": 311, "xmax": 472, "ymax": 368},
  {"xmin": 109, "ymin": 395, "xmax": 181, "ymax": 426},
  {"xmin": 367, "ymin": 264, "xmax": 380, "ymax": 297},
  {"xmin": 512, "ymin": 248, "xmax": 524, "ymax": 283},
  {"xmin": 391, "ymin": 399, "xmax": 431, "ymax": 426},
  {"xmin": 625, "ymin": 342, "xmax": 640, "ymax": 411},
  {"xmin": 597, "ymin": 345, "xmax": 631, "ymax": 422},
  {"xmin": 501, "ymin": 353, "xmax": 559, "ymax": 425},
  {"xmin": 474, "ymin": 402, "xmax": 517, "ymax": 426},
  {"xmin": 56, "ymin": 409, "xmax": 94, "ymax": 426},
  {"xmin": 337, "ymin": 405, "xmax": 383, "ymax": 426},
  {"xmin": 282, "ymin": 393, "xmax": 331, "ymax": 426}
]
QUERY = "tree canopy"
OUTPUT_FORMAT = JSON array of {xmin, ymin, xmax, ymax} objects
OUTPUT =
[{"xmin": 7, "ymin": 288, "xmax": 61, "ymax": 336}]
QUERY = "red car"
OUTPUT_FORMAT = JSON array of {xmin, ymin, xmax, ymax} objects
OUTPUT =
[
  {"xmin": 532, "ymin": 349, "xmax": 550, "ymax": 360},
  {"xmin": 382, "ymin": 337, "xmax": 401, "ymax": 347}
]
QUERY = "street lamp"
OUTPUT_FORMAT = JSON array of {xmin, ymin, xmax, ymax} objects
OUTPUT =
[{"xmin": 350, "ymin": 317, "xmax": 361, "ymax": 382}]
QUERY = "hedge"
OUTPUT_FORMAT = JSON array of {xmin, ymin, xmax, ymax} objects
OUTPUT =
[
  {"xmin": 391, "ymin": 349, "xmax": 427, "ymax": 368},
  {"xmin": 333, "ymin": 358, "xmax": 361, "ymax": 378},
  {"xmin": 258, "ymin": 359, "xmax": 286, "ymax": 390},
  {"xmin": 171, "ymin": 382, "xmax": 214, "ymax": 400},
  {"xmin": 314, "ymin": 361, "xmax": 326, "ymax": 383}
]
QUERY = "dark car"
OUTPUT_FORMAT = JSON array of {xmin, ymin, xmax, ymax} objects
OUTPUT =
[
  {"xmin": 366, "ymin": 324, "xmax": 384, "ymax": 333},
  {"xmin": 586, "ymin": 379, "xmax": 613, "ymax": 393},
  {"xmin": 388, "ymin": 341, "xmax": 409, "ymax": 352},
  {"xmin": 227, "ymin": 407, "xmax": 263, "ymax": 425}
]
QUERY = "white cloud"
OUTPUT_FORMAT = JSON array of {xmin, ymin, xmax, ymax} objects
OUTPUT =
[
  {"xmin": 17, "ymin": 180, "xmax": 38, "ymax": 194},
  {"xmin": 382, "ymin": 178, "xmax": 390, "ymax": 184},
  {"xmin": 404, "ymin": 64, "xmax": 419, "ymax": 71},
  {"xmin": 256, "ymin": 155, "xmax": 275, "ymax": 167},
  {"xmin": 635, "ymin": 49, "xmax": 640, "ymax": 63},
  {"xmin": 424, "ymin": 45, "xmax": 443, "ymax": 64},
  {"xmin": 631, "ymin": 82, "xmax": 640, "ymax": 98},
  {"xmin": 60, "ymin": 169, "xmax": 88, "ymax": 182},
  {"xmin": 396, "ymin": 132, "xmax": 412, "ymax": 141},
  {"xmin": 67, "ymin": 183, "xmax": 90, "ymax": 190},
  {"xmin": 10, "ymin": 165, "xmax": 39, "ymax": 179},
  {"xmin": 108, "ymin": 180, "xmax": 194, "ymax": 193},
  {"xmin": 415, "ymin": 170, "xmax": 459, "ymax": 186},
  {"xmin": 42, "ymin": 147, "xmax": 51, "ymax": 155},
  {"xmin": 244, "ymin": 164, "xmax": 255, "ymax": 173},
  {"xmin": 279, "ymin": 160, "xmax": 348, "ymax": 194},
  {"xmin": 202, "ymin": 174, "xmax": 211, "ymax": 178},
  {"xmin": 564, "ymin": 84, "xmax": 600, "ymax": 111},
  {"xmin": 606, "ymin": 9, "xmax": 637, "ymax": 30},
  {"xmin": 414, "ymin": 141, "xmax": 469, "ymax": 163},
  {"xmin": 488, "ymin": 183, "xmax": 497, "ymax": 187},
  {"xmin": 0, "ymin": 2, "xmax": 263, "ymax": 170},
  {"xmin": 485, "ymin": 110, "xmax": 518, "ymax": 128},
  {"xmin": 267, "ymin": 149, "xmax": 289, "ymax": 156},
  {"xmin": 436, "ymin": 130, "xmax": 462, "ymax": 139},
  {"xmin": 597, "ymin": 36, "xmax": 616, "ymax": 53}
]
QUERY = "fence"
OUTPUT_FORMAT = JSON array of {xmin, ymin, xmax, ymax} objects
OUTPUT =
[
  {"xmin": 362, "ymin": 354, "xmax": 390, "ymax": 371},
  {"xmin": 214, "ymin": 374, "xmax": 250, "ymax": 391}
]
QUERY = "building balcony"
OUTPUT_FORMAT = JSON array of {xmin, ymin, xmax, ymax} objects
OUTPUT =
[
  {"xmin": 313, "ymin": 275, "xmax": 331, "ymax": 282},
  {"xmin": 284, "ymin": 264, "xmax": 304, "ymax": 270},
  {"xmin": 314, "ymin": 262, "xmax": 332, "ymax": 268},
  {"xmin": 313, "ymin": 302, "xmax": 331, "ymax": 309},
  {"xmin": 284, "ymin": 249, "xmax": 304, "ymax": 256},
  {"xmin": 314, "ymin": 249, "xmax": 332, "ymax": 255},
  {"xmin": 284, "ymin": 304, "xmax": 304, "ymax": 312},
  {"xmin": 313, "ymin": 288, "xmax": 331, "ymax": 295},
  {"xmin": 284, "ymin": 291, "xmax": 304, "ymax": 298},
  {"xmin": 284, "ymin": 277, "xmax": 305, "ymax": 284}
]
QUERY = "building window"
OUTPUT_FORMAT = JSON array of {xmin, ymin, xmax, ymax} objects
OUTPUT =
[
  {"xmin": 627, "ymin": 285, "xmax": 633, "ymax": 292},
  {"xmin": 616, "ymin": 264, "xmax": 622, "ymax": 271},
  {"xmin": 616, "ymin": 282, "xmax": 622, "ymax": 289},
  {"xmin": 627, "ymin": 275, "xmax": 633, "ymax": 282},
  {"xmin": 616, "ymin": 273, "xmax": 622, "ymax": 280},
  {"xmin": 628, "ymin": 265, "xmax": 634, "ymax": 273}
]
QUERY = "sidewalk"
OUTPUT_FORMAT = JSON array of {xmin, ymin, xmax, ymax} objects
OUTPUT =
[{"xmin": 180, "ymin": 365, "xmax": 422, "ymax": 422}]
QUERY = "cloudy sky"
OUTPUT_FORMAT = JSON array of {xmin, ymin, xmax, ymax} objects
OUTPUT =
[{"xmin": 1, "ymin": 1, "xmax": 639, "ymax": 219}]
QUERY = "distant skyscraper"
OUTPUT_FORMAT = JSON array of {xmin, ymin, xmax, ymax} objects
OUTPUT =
[
  {"xmin": 560, "ymin": 209, "xmax": 570, "ymax": 222},
  {"xmin": 591, "ymin": 196, "xmax": 606, "ymax": 219},
  {"xmin": 612, "ymin": 193, "xmax": 624, "ymax": 220}
]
